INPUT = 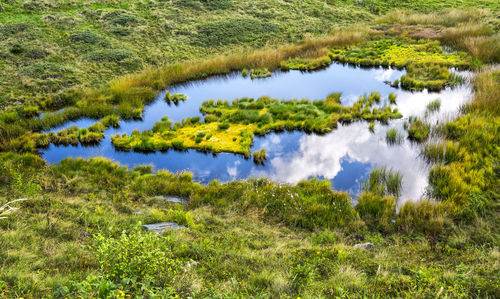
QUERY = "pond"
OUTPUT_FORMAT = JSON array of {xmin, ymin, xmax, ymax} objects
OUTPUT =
[{"xmin": 40, "ymin": 63, "xmax": 473, "ymax": 202}]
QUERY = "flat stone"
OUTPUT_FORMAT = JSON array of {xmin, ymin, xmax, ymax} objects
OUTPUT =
[
  {"xmin": 152, "ymin": 195, "xmax": 188, "ymax": 204},
  {"xmin": 142, "ymin": 222, "xmax": 187, "ymax": 234},
  {"xmin": 354, "ymin": 242, "xmax": 374, "ymax": 249}
]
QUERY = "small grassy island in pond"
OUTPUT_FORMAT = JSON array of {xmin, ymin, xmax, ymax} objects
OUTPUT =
[
  {"xmin": 330, "ymin": 39, "xmax": 470, "ymax": 91},
  {"xmin": 165, "ymin": 91, "xmax": 187, "ymax": 105},
  {"xmin": 252, "ymin": 148, "xmax": 267, "ymax": 165},
  {"xmin": 111, "ymin": 92, "xmax": 402, "ymax": 155}
]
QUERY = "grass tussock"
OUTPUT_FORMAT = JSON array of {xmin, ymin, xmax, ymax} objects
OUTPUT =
[
  {"xmin": 377, "ymin": 9, "xmax": 489, "ymax": 27},
  {"xmin": 109, "ymin": 30, "xmax": 368, "ymax": 95},
  {"xmin": 465, "ymin": 70, "xmax": 500, "ymax": 115},
  {"xmin": 252, "ymin": 148, "xmax": 267, "ymax": 165}
]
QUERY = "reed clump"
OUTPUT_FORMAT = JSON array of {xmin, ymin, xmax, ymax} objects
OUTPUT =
[
  {"xmin": 407, "ymin": 118, "xmax": 431, "ymax": 142},
  {"xmin": 385, "ymin": 128, "xmax": 403, "ymax": 144}
]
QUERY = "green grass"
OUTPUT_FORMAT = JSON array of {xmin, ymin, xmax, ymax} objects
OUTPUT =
[
  {"xmin": 385, "ymin": 127, "xmax": 403, "ymax": 144},
  {"xmin": 426, "ymin": 99, "xmax": 441, "ymax": 114},
  {"xmin": 407, "ymin": 118, "xmax": 431, "ymax": 142},
  {"xmin": 330, "ymin": 39, "xmax": 470, "ymax": 91},
  {"xmin": 249, "ymin": 68, "xmax": 272, "ymax": 79}
]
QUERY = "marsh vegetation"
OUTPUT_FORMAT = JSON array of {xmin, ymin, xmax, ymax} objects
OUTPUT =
[{"xmin": 0, "ymin": 3, "xmax": 499, "ymax": 298}]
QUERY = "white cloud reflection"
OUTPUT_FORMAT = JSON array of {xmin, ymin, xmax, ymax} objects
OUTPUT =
[{"xmin": 250, "ymin": 84, "xmax": 472, "ymax": 203}]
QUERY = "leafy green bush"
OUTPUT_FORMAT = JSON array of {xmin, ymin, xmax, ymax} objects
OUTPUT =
[{"xmin": 92, "ymin": 230, "xmax": 182, "ymax": 288}]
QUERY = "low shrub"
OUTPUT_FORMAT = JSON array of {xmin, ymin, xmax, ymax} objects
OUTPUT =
[{"xmin": 92, "ymin": 230, "xmax": 182, "ymax": 288}]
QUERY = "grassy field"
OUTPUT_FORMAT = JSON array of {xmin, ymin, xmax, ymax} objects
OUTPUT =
[
  {"xmin": 1, "ymin": 0, "xmax": 499, "ymax": 109},
  {"xmin": 0, "ymin": 1, "xmax": 499, "ymax": 298}
]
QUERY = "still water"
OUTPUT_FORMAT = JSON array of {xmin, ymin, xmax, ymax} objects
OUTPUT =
[{"xmin": 41, "ymin": 63, "xmax": 472, "ymax": 201}]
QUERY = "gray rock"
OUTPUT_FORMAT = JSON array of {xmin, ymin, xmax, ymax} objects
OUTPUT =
[
  {"xmin": 354, "ymin": 242, "xmax": 374, "ymax": 249},
  {"xmin": 142, "ymin": 222, "xmax": 187, "ymax": 234},
  {"xmin": 152, "ymin": 195, "xmax": 188, "ymax": 204}
]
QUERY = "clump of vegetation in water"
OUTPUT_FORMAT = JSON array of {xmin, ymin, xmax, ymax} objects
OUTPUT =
[
  {"xmin": 330, "ymin": 39, "xmax": 470, "ymax": 91},
  {"xmin": 369, "ymin": 121, "xmax": 375, "ymax": 132},
  {"xmin": 280, "ymin": 55, "xmax": 332, "ymax": 71},
  {"xmin": 250, "ymin": 68, "xmax": 272, "ymax": 79},
  {"xmin": 165, "ymin": 91, "xmax": 187, "ymax": 105},
  {"xmin": 252, "ymin": 148, "xmax": 267, "ymax": 164},
  {"xmin": 407, "ymin": 118, "xmax": 431, "ymax": 141},
  {"xmin": 426, "ymin": 99, "xmax": 441, "ymax": 114},
  {"xmin": 388, "ymin": 92, "xmax": 397, "ymax": 104},
  {"xmin": 385, "ymin": 127, "xmax": 404, "ymax": 144},
  {"xmin": 112, "ymin": 92, "xmax": 402, "ymax": 155}
]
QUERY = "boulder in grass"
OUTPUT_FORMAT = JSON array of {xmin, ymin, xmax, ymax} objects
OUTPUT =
[
  {"xmin": 152, "ymin": 195, "xmax": 189, "ymax": 204},
  {"xmin": 354, "ymin": 242, "xmax": 374, "ymax": 249},
  {"xmin": 142, "ymin": 222, "xmax": 187, "ymax": 234}
]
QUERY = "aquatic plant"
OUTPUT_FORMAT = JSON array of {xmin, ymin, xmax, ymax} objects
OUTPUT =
[
  {"xmin": 388, "ymin": 92, "xmax": 397, "ymax": 104},
  {"xmin": 426, "ymin": 99, "xmax": 441, "ymax": 114},
  {"xmin": 385, "ymin": 128, "xmax": 403, "ymax": 144},
  {"xmin": 253, "ymin": 148, "xmax": 267, "ymax": 165},
  {"xmin": 407, "ymin": 118, "xmax": 431, "ymax": 141},
  {"xmin": 422, "ymin": 140, "xmax": 461, "ymax": 164},
  {"xmin": 250, "ymin": 68, "xmax": 272, "ymax": 79},
  {"xmin": 112, "ymin": 92, "xmax": 403, "ymax": 156},
  {"xmin": 368, "ymin": 121, "xmax": 375, "ymax": 132},
  {"xmin": 330, "ymin": 39, "xmax": 470, "ymax": 91},
  {"xmin": 363, "ymin": 167, "xmax": 403, "ymax": 198},
  {"xmin": 280, "ymin": 56, "xmax": 332, "ymax": 71},
  {"xmin": 165, "ymin": 91, "xmax": 187, "ymax": 105}
]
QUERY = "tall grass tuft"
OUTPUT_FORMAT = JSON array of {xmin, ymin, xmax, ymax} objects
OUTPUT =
[
  {"xmin": 464, "ymin": 70, "xmax": 500, "ymax": 115},
  {"xmin": 108, "ymin": 30, "xmax": 368, "ymax": 102},
  {"xmin": 363, "ymin": 167, "xmax": 403, "ymax": 198},
  {"xmin": 385, "ymin": 128, "xmax": 403, "ymax": 145}
]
